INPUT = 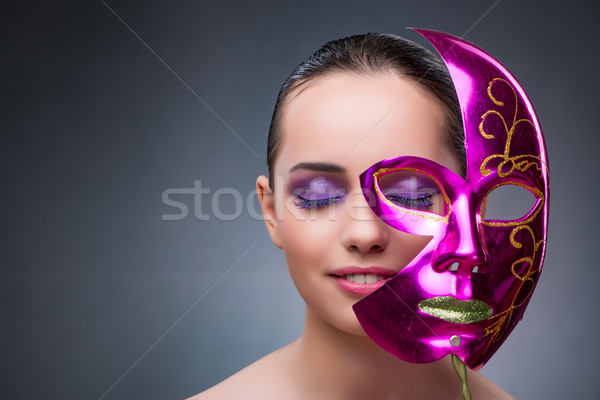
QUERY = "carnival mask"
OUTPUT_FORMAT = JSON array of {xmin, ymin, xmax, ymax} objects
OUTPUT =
[{"xmin": 353, "ymin": 29, "xmax": 549, "ymax": 369}]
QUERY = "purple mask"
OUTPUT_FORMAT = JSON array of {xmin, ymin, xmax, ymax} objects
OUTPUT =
[{"xmin": 353, "ymin": 29, "xmax": 549, "ymax": 369}]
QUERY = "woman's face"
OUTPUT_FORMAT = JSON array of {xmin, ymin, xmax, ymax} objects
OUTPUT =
[{"xmin": 258, "ymin": 72, "xmax": 461, "ymax": 335}]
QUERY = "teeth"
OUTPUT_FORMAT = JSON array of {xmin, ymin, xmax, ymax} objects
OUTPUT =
[
  {"xmin": 342, "ymin": 273, "xmax": 381, "ymax": 284},
  {"xmin": 365, "ymin": 273, "xmax": 377, "ymax": 284}
]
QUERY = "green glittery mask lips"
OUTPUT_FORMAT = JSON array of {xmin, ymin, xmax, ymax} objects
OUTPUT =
[{"xmin": 418, "ymin": 296, "xmax": 492, "ymax": 324}]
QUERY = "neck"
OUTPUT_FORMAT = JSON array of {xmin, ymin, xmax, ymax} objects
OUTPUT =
[{"xmin": 291, "ymin": 305, "xmax": 449, "ymax": 398}]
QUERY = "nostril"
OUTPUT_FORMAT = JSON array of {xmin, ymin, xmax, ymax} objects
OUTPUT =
[
  {"xmin": 472, "ymin": 266, "xmax": 479, "ymax": 273},
  {"xmin": 449, "ymin": 262, "xmax": 459, "ymax": 272},
  {"xmin": 370, "ymin": 244, "xmax": 383, "ymax": 252}
]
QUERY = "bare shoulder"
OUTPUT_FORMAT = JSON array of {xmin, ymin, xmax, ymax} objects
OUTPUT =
[
  {"xmin": 186, "ymin": 341, "xmax": 299, "ymax": 400},
  {"xmin": 468, "ymin": 369, "xmax": 515, "ymax": 400}
]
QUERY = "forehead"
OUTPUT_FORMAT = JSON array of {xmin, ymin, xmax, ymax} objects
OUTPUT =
[{"xmin": 275, "ymin": 72, "xmax": 459, "ymax": 179}]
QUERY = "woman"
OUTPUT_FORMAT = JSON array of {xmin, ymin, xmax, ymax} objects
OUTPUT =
[{"xmin": 192, "ymin": 33, "xmax": 515, "ymax": 399}]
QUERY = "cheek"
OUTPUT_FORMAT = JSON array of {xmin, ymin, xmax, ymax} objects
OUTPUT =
[
  {"xmin": 392, "ymin": 230, "xmax": 433, "ymax": 267},
  {"xmin": 277, "ymin": 209, "xmax": 342, "ymax": 309},
  {"xmin": 278, "ymin": 207, "xmax": 340, "ymax": 268}
]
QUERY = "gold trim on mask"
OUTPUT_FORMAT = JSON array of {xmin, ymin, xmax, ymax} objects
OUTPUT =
[
  {"xmin": 481, "ymin": 181, "xmax": 544, "ymax": 227},
  {"xmin": 479, "ymin": 78, "xmax": 545, "ymax": 179},
  {"xmin": 373, "ymin": 167, "xmax": 450, "ymax": 223},
  {"xmin": 477, "ymin": 78, "xmax": 547, "ymax": 348}
]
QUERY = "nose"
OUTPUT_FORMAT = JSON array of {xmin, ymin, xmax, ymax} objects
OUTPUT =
[
  {"xmin": 432, "ymin": 195, "xmax": 488, "ymax": 275},
  {"xmin": 340, "ymin": 190, "xmax": 389, "ymax": 255}
]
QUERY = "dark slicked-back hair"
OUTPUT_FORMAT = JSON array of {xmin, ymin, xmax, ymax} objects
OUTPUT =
[{"xmin": 266, "ymin": 32, "xmax": 466, "ymax": 188}]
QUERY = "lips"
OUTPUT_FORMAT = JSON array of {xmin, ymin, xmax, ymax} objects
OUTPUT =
[
  {"xmin": 330, "ymin": 267, "xmax": 397, "ymax": 296},
  {"xmin": 331, "ymin": 266, "xmax": 398, "ymax": 276},
  {"xmin": 418, "ymin": 296, "xmax": 492, "ymax": 324}
]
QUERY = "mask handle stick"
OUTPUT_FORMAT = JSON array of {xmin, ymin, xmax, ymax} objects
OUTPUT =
[{"xmin": 451, "ymin": 354, "xmax": 472, "ymax": 400}]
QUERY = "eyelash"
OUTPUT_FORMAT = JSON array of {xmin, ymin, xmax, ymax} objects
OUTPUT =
[
  {"xmin": 293, "ymin": 195, "xmax": 344, "ymax": 209},
  {"xmin": 385, "ymin": 193, "xmax": 433, "ymax": 209}
]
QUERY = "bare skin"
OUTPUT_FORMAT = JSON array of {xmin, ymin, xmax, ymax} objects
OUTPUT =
[
  {"xmin": 189, "ymin": 73, "xmax": 514, "ymax": 400},
  {"xmin": 191, "ymin": 308, "xmax": 513, "ymax": 399}
]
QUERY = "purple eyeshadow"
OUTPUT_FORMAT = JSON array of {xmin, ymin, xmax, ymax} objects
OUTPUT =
[
  {"xmin": 377, "ymin": 170, "xmax": 444, "ymax": 212},
  {"xmin": 289, "ymin": 176, "xmax": 345, "ymax": 198},
  {"xmin": 288, "ymin": 174, "xmax": 346, "ymax": 209}
]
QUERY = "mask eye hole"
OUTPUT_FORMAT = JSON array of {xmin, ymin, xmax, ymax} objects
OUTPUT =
[
  {"xmin": 377, "ymin": 169, "xmax": 447, "ymax": 216},
  {"xmin": 481, "ymin": 183, "xmax": 538, "ymax": 222}
]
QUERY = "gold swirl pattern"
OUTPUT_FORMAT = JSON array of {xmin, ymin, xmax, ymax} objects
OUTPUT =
[
  {"xmin": 479, "ymin": 78, "xmax": 544, "ymax": 178},
  {"xmin": 483, "ymin": 227, "xmax": 545, "ymax": 345},
  {"xmin": 478, "ymin": 78, "xmax": 547, "ymax": 345}
]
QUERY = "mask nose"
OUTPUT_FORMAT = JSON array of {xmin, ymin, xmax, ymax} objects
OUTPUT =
[{"xmin": 432, "ymin": 195, "xmax": 488, "ymax": 276}]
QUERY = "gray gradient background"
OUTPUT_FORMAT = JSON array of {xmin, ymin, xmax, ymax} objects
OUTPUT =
[{"xmin": 2, "ymin": 1, "xmax": 598, "ymax": 399}]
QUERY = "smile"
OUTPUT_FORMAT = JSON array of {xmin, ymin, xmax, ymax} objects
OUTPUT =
[
  {"xmin": 330, "ymin": 267, "xmax": 396, "ymax": 296},
  {"xmin": 340, "ymin": 273, "xmax": 388, "ymax": 284},
  {"xmin": 418, "ymin": 296, "xmax": 492, "ymax": 324}
]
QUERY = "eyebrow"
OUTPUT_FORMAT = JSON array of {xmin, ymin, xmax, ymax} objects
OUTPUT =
[{"xmin": 289, "ymin": 162, "xmax": 347, "ymax": 174}]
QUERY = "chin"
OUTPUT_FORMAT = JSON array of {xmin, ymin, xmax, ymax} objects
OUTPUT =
[
  {"xmin": 320, "ymin": 305, "xmax": 370, "ymax": 337},
  {"xmin": 299, "ymin": 281, "xmax": 371, "ymax": 338},
  {"xmin": 337, "ymin": 321, "xmax": 368, "ymax": 336},
  {"xmin": 344, "ymin": 316, "xmax": 369, "ymax": 336}
]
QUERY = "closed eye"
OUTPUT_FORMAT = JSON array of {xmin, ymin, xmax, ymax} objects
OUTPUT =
[
  {"xmin": 377, "ymin": 169, "xmax": 446, "ymax": 215},
  {"xmin": 385, "ymin": 193, "xmax": 433, "ymax": 209},
  {"xmin": 293, "ymin": 195, "xmax": 344, "ymax": 209}
]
